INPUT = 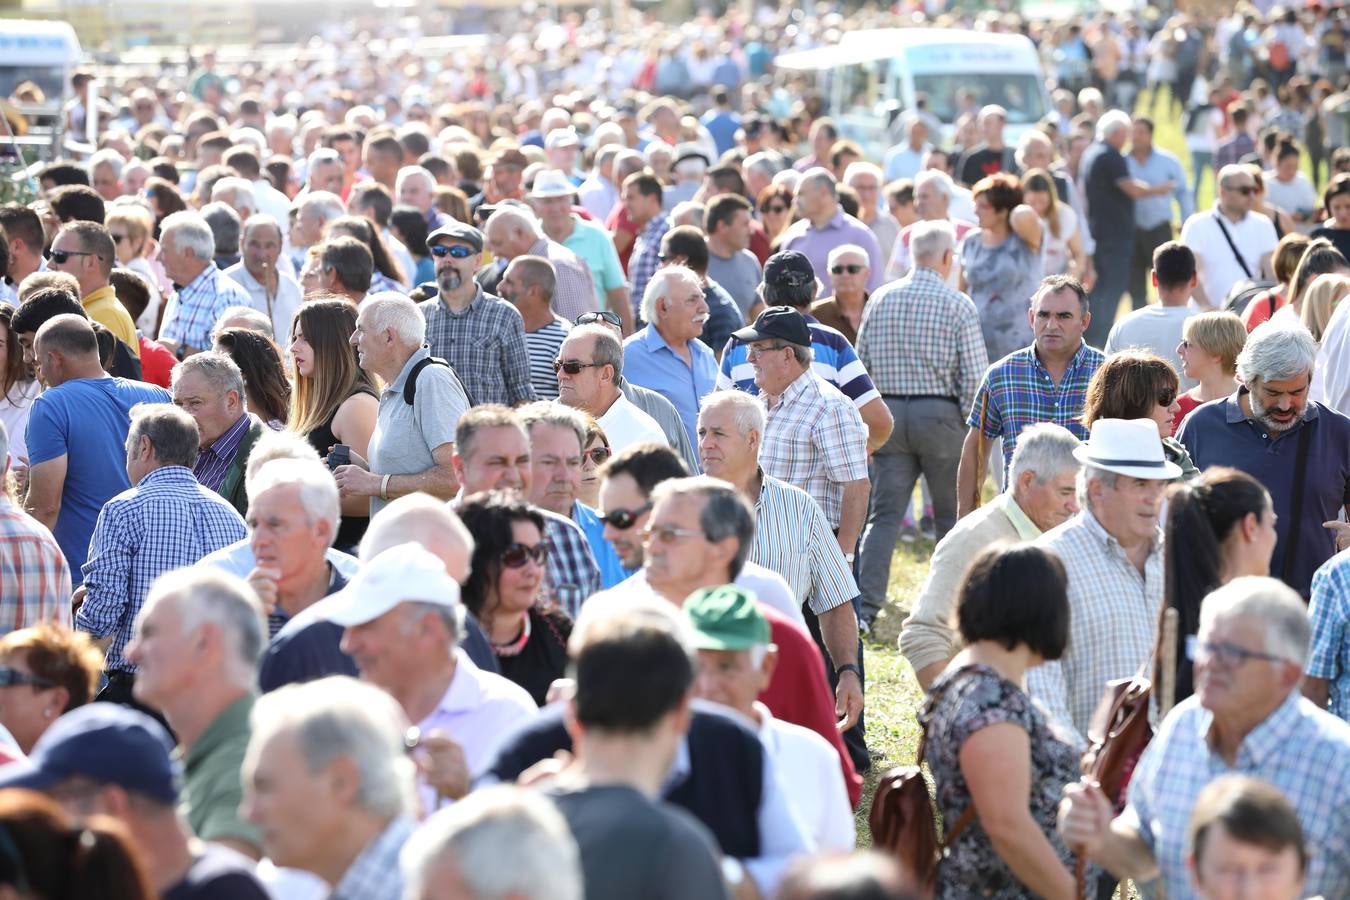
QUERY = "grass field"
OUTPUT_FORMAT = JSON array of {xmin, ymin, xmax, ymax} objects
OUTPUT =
[{"xmin": 849, "ymin": 88, "xmax": 1206, "ymax": 861}]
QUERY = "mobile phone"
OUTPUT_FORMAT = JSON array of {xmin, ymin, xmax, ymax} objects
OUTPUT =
[{"xmin": 327, "ymin": 444, "xmax": 351, "ymax": 470}]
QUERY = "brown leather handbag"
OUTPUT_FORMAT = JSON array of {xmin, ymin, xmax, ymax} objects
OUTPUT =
[{"xmin": 869, "ymin": 694, "xmax": 974, "ymax": 896}]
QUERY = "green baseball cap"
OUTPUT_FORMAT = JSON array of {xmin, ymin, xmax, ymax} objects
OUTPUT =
[{"xmin": 683, "ymin": 585, "xmax": 771, "ymax": 650}]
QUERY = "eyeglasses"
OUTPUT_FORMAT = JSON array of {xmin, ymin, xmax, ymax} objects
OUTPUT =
[
  {"xmin": 746, "ymin": 342, "xmax": 788, "ymax": 358},
  {"xmin": 642, "ymin": 523, "xmax": 704, "ymax": 543},
  {"xmin": 553, "ymin": 359, "xmax": 603, "ymax": 375},
  {"xmin": 584, "ymin": 446, "xmax": 612, "ymax": 466},
  {"xmin": 599, "ymin": 502, "xmax": 652, "ymax": 529},
  {"xmin": 762, "ymin": 204, "xmax": 788, "ymax": 214},
  {"xmin": 430, "ymin": 244, "xmax": 476, "ymax": 259},
  {"xmin": 0, "ymin": 666, "xmax": 56, "ymax": 689},
  {"xmin": 501, "ymin": 542, "xmax": 549, "ymax": 568},
  {"xmin": 49, "ymin": 249, "xmax": 101, "ymax": 265},
  {"xmin": 831, "ymin": 264, "xmax": 865, "ymax": 275},
  {"xmin": 1190, "ymin": 640, "xmax": 1288, "ymax": 668},
  {"xmin": 1226, "ymin": 185, "xmax": 1258, "ymax": 196},
  {"xmin": 109, "ymin": 232, "xmax": 131, "ymax": 243},
  {"xmin": 575, "ymin": 310, "xmax": 622, "ymax": 327}
]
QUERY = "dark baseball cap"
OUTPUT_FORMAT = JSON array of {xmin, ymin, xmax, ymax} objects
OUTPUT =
[
  {"xmin": 762, "ymin": 250, "xmax": 817, "ymax": 294},
  {"xmin": 0, "ymin": 704, "xmax": 179, "ymax": 804},
  {"xmin": 427, "ymin": 221, "xmax": 485, "ymax": 253},
  {"xmin": 732, "ymin": 306, "xmax": 812, "ymax": 346}
]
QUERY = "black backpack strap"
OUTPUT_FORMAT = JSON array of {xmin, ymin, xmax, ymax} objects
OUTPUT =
[
  {"xmin": 403, "ymin": 356, "xmax": 474, "ymax": 407},
  {"xmin": 1212, "ymin": 214, "xmax": 1254, "ymax": 279}
]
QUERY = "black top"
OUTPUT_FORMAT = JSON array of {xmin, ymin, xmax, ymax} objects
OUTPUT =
[
  {"xmin": 957, "ymin": 143, "xmax": 1016, "ymax": 187},
  {"xmin": 1312, "ymin": 225, "xmax": 1350, "ymax": 263},
  {"xmin": 305, "ymin": 384, "xmax": 377, "ymax": 553},
  {"xmin": 1081, "ymin": 141, "xmax": 1133, "ymax": 245},
  {"xmin": 495, "ymin": 606, "xmax": 572, "ymax": 706},
  {"xmin": 163, "ymin": 844, "xmax": 270, "ymax": 900}
]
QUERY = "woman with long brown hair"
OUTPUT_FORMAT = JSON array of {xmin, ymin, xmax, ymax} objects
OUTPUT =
[
  {"xmin": 0, "ymin": 304, "xmax": 39, "ymax": 475},
  {"xmin": 213, "ymin": 327, "xmax": 291, "ymax": 429},
  {"xmin": 287, "ymin": 298, "xmax": 378, "ymax": 551}
]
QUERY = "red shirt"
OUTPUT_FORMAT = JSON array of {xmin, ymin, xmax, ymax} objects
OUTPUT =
[
  {"xmin": 138, "ymin": 336, "xmax": 177, "ymax": 388},
  {"xmin": 758, "ymin": 605, "xmax": 863, "ymax": 806},
  {"xmin": 606, "ymin": 204, "xmax": 640, "ymax": 273},
  {"xmin": 1172, "ymin": 391, "xmax": 1204, "ymax": 436}
]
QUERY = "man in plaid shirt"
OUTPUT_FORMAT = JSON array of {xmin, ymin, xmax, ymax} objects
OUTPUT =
[
  {"xmin": 157, "ymin": 211, "xmax": 258, "ymax": 357},
  {"xmin": 623, "ymin": 170, "xmax": 670, "ymax": 322},
  {"xmin": 0, "ymin": 421, "xmax": 71, "ymax": 630},
  {"xmin": 78, "ymin": 404, "xmax": 247, "ymax": 704},
  {"xmin": 418, "ymin": 222, "xmax": 536, "ymax": 408}
]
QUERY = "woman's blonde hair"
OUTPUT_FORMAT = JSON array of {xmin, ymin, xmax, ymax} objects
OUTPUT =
[
  {"xmin": 1300, "ymin": 273, "xmax": 1350, "ymax": 343},
  {"xmin": 1182, "ymin": 311, "xmax": 1248, "ymax": 377},
  {"xmin": 105, "ymin": 205, "xmax": 154, "ymax": 255}
]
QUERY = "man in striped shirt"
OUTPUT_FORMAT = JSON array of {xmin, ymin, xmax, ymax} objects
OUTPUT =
[
  {"xmin": 171, "ymin": 352, "xmax": 266, "ymax": 518},
  {"xmin": 497, "ymin": 255, "xmax": 569, "ymax": 401},
  {"xmin": 157, "ymin": 211, "xmax": 258, "ymax": 357},
  {"xmin": 698, "ymin": 389, "xmax": 862, "ymax": 732}
]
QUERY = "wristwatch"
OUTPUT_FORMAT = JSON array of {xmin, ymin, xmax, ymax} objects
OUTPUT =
[{"xmin": 836, "ymin": 662, "xmax": 862, "ymax": 680}]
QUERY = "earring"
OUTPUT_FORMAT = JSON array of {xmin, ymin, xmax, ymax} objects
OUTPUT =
[{"xmin": 43, "ymin": 709, "xmax": 53, "ymax": 719}]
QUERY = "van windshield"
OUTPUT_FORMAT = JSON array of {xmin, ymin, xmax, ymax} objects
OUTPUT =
[{"xmin": 911, "ymin": 73, "xmax": 1048, "ymax": 125}]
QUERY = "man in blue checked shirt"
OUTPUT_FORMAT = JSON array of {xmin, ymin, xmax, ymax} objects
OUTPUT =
[
  {"xmin": 1059, "ymin": 578, "xmax": 1350, "ymax": 900},
  {"xmin": 156, "ymin": 210, "xmax": 258, "ymax": 357},
  {"xmin": 78, "ymin": 403, "xmax": 247, "ymax": 706},
  {"xmin": 717, "ymin": 251, "xmax": 893, "ymax": 452}
]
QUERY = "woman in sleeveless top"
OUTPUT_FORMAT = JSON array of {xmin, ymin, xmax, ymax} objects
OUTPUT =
[
  {"xmin": 287, "ymin": 298, "xmax": 379, "ymax": 553},
  {"xmin": 960, "ymin": 173, "xmax": 1044, "ymax": 363}
]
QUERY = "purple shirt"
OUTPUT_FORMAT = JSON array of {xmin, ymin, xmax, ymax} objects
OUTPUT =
[
  {"xmin": 778, "ymin": 210, "xmax": 886, "ymax": 297},
  {"xmin": 192, "ymin": 413, "xmax": 250, "ymax": 492},
  {"xmin": 416, "ymin": 649, "xmax": 537, "ymax": 812}
]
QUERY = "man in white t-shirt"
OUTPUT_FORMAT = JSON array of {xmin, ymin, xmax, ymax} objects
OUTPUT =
[
  {"xmin": 555, "ymin": 323, "xmax": 667, "ymax": 453},
  {"xmin": 1179, "ymin": 164, "xmax": 1277, "ymax": 309},
  {"xmin": 1105, "ymin": 241, "xmax": 1200, "ymax": 390}
]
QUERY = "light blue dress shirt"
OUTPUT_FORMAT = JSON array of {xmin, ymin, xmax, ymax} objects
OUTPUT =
[
  {"xmin": 622, "ymin": 325, "xmax": 719, "ymax": 451},
  {"xmin": 1126, "ymin": 148, "xmax": 1194, "ymax": 229}
]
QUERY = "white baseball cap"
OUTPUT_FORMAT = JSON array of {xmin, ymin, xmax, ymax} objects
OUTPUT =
[{"xmin": 319, "ymin": 542, "xmax": 462, "ymax": 627}]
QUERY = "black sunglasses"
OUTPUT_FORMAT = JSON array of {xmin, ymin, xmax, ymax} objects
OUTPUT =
[
  {"xmin": 430, "ymin": 244, "xmax": 475, "ymax": 259},
  {"xmin": 1227, "ymin": 185, "xmax": 1257, "ymax": 196},
  {"xmin": 1158, "ymin": 387, "xmax": 1177, "ymax": 407},
  {"xmin": 762, "ymin": 204, "xmax": 788, "ymax": 214},
  {"xmin": 501, "ymin": 542, "xmax": 549, "ymax": 568},
  {"xmin": 831, "ymin": 264, "xmax": 864, "ymax": 275},
  {"xmin": 576, "ymin": 310, "xmax": 621, "ymax": 327},
  {"xmin": 49, "ymin": 249, "xmax": 102, "ymax": 265},
  {"xmin": 554, "ymin": 359, "xmax": 603, "ymax": 375},
  {"xmin": 0, "ymin": 666, "xmax": 56, "ymax": 689},
  {"xmin": 599, "ymin": 502, "xmax": 653, "ymax": 530},
  {"xmin": 584, "ymin": 446, "xmax": 612, "ymax": 465}
]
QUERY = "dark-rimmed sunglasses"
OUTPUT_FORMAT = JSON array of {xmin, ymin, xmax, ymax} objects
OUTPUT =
[
  {"xmin": 584, "ymin": 446, "xmax": 612, "ymax": 465},
  {"xmin": 501, "ymin": 542, "xmax": 549, "ymax": 568},
  {"xmin": 0, "ymin": 666, "xmax": 56, "ymax": 689},
  {"xmin": 554, "ymin": 359, "xmax": 603, "ymax": 375},
  {"xmin": 830, "ymin": 264, "xmax": 864, "ymax": 275},
  {"xmin": 1157, "ymin": 387, "xmax": 1177, "ymax": 407},
  {"xmin": 430, "ymin": 244, "xmax": 475, "ymax": 259},
  {"xmin": 49, "ymin": 249, "xmax": 102, "ymax": 265},
  {"xmin": 575, "ymin": 310, "xmax": 621, "ymax": 327},
  {"xmin": 599, "ymin": 502, "xmax": 653, "ymax": 530}
]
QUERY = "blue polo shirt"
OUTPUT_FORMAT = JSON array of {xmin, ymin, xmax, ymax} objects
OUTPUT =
[
  {"xmin": 622, "ymin": 325, "xmax": 718, "ymax": 451},
  {"xmin": 1177, "ymin": 390, "xmax": 1350, "ymax": 597}
]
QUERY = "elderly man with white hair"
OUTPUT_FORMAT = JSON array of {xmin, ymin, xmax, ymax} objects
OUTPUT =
[
  {"xmin": 400, "ymin": 786, "xmax": 583, "ymax": 900},
  {"xmin": 335, "ymin": 293, "xmax": 470, "ymax": 517},
  {"xmin": 157, "ymin": 210, "xmax": 258, "ymax": 356},
  {"xmin": 622, "ymin": 265, "xmax": 717, "ymax": 451},
  {"xmin": 1059, "ymin": 577, "xmax": 1350, "ymax": 900},
  {"xmin": 127, "ymin": 567, "xmax": 268, "ymax": 858},
  {"xmin": 1180, "ymin": 163, "xmax": 1279, "ymax": 310},
  {"xmin": 855, "ymin": 219, "xmax": 989, "ymax": 629},
  {"xmin": 88, "ymin": 147, "xmax": 125, "ymax": 201},
  {"xmin": 843, "ymin": 162, "xmax": 899, "ymax": 271},
  {"xmin": 809, "ymin": 243, "xmax": 872, "ymax": 345},
  {"xmin": 330, "ymin": 542, "xmax": 535, "ymax": 811},
  {"xmin": 302, "ymin": 148, "xmax": 345, "ymax": 196},
  {"xmin": 210, "ymin": 176, "xmax": 258, "ymax": 222},
  {"xmin": 779, "ymin": 168, "xmax": 884, "ymax": 298},
  {"xmin": 483, "ymin": 206, "xmax": 597, "ymax": 322},
  {"xmin": 1080, "ymin": 109, "xmax": 1180, "ymax": 347},
  {"xmin": 884, "ymin": 169, "xmax": 974, "ymax": 285},
  {"xmin": 1178, "ymin": 322, "xmax": 1350, "ymax": 598},
  {"xmin": 243, "ymin": 675, "xmax": 417, "ymax": 900},
  {"xmin": 287, "ymin": 189, "xmax": 345, "ymax": 273},
  {"xmin": 396, "ymin": 165, "xmax": 450, "ymax": 231},
  {"xmin": 901, "ymin": 423, "xmax": 1082, "ymax": 690}
]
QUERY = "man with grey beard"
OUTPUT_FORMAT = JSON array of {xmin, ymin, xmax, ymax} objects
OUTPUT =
[{"xmin": 417, "ymin": 222, "xmax": 536, "ymax": 407}]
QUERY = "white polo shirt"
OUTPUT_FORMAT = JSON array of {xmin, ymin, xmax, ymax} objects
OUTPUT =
[
  {"xmin": 1179, "ymin": 206, "xmax": 1278, "ymax": 305},
  {"xmin": 753, "ymin": 701, "xmax": 856, "ymax": 852},
  {"xmin": 596, "ymin": 391, "xmax": 668, "ymax": 454}
]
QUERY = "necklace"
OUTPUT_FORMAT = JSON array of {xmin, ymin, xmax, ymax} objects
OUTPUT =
[{"xmin": 492, "ymin": 612, "xmax": 531, "ymax": 657}]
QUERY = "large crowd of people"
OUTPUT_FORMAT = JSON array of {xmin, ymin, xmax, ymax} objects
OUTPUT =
[{"xmin": 4, "ymin": 2, "xmax": 1350, "ymax": 898}]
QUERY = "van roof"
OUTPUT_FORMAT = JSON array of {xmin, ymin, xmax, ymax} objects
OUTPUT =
[
  {"xmin": 776, "ymin": 28, "xmax": 1038, "ymax": 70},
  {"xmin": 0, "ymin": 20, "xmax": 83, "ymax": 66}
]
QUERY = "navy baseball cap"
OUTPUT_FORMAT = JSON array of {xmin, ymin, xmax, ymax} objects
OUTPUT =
[
  {"xmin": 0, "ymin": 704, "xmax": 179, "ymax": 804},
  {"xmin": 732, "ymin": 306, "xmax": 812, "ymax": 347},
  {"xmin": 762, "ymin": 250, "xmax": 817, "ymax": 293}
]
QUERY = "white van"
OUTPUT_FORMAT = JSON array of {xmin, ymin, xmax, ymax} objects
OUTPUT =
[
  {"xmin": 775, "ymin": 28, "xmax": 1052, "ymax": 157},
  {"xmin": 0, "ymin": 20, "xmax": 83, "ymax": 163}
]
